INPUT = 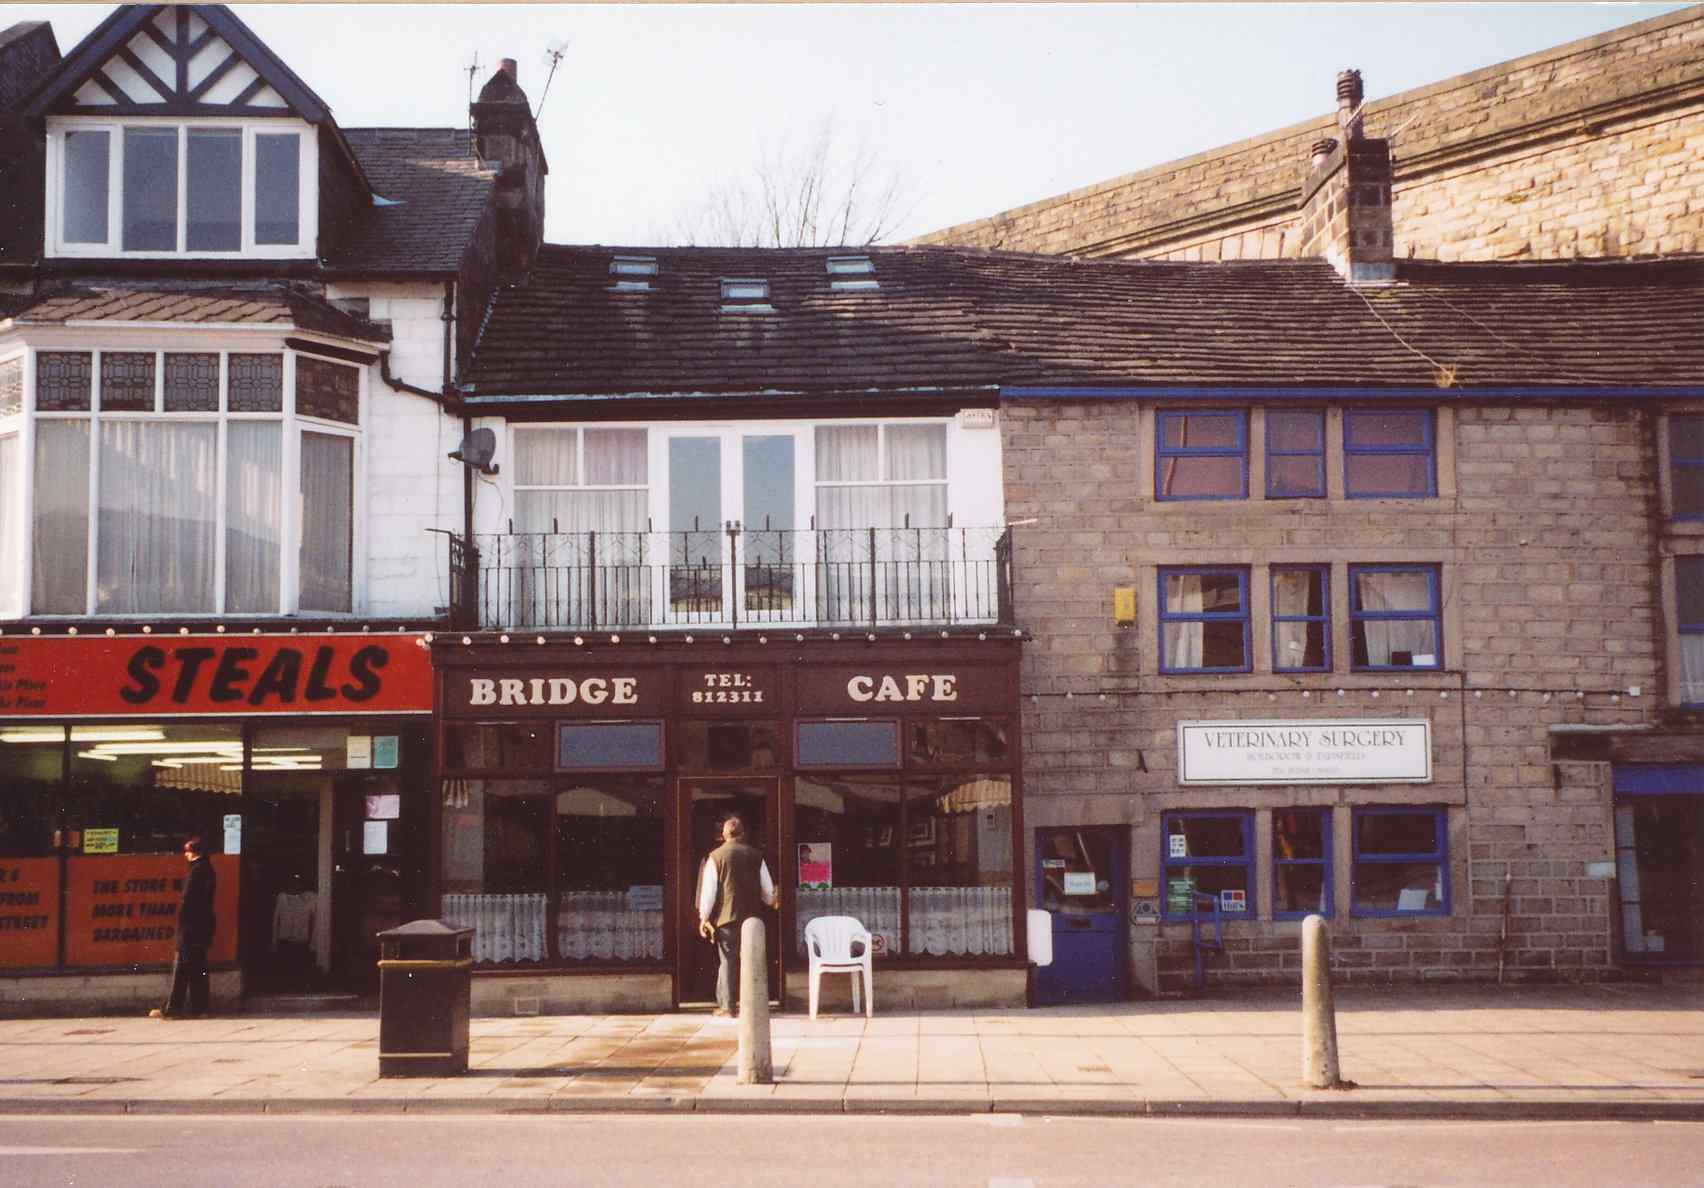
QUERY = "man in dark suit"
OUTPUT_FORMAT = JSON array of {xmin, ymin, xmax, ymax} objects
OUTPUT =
[{"xmin": 152, "ymin": 836, "xmax": 217, "ymax": 1019}]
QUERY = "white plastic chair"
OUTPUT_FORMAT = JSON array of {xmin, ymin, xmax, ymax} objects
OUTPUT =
[{"xmin": 804, "ymin": 915, "xmax": 873, "ymax": 1019}]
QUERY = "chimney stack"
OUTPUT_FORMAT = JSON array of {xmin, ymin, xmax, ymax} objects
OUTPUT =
[
  {"xmin": 471, "ymin": 57, "xmax": 548, "ymax": 285},
  {"xmin": 1298, "ymin": 67, "xmax": 1394, "ymax": 284}
]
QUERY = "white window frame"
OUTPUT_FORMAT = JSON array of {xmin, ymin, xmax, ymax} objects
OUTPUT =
[
  {"xmin": 45, "ymin": 116, "xmax": 318, "ymax": 259},
  {"xmin": 16, "ymin": 342, "xmax": 365, "ymax": 618}
]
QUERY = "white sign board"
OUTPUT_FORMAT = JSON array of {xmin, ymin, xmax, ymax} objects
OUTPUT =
[{"xmin": 1177, "ymin": 719, "xmax": 1431, "ymax": 785}]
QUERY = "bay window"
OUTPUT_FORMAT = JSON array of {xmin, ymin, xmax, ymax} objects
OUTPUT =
[
  {"xmin": 24, "ymin": 348, "xmax": 360, "ymax": 616},
  {"xmin": 51, "ymin": 120, "xmax": 312, "ymax": 257}
]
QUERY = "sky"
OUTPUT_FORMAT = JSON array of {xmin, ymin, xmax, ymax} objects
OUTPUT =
[{"xmin": 5, "ymin": 3, "xmax": 1688, "ymax": 246}]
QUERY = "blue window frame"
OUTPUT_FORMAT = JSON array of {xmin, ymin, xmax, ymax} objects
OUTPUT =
[
  {"xmin": 1671, "ymin": 415, "xmax": 1704, "ymax": 520},
  {"xmin": 1162, "ymin": 810, "xmax": 1252, "ymax": 920},
  {"xmin": 1271, "ymin": 564, "xmax": 1330, "ymax": 672},
  {"xmin": 1273, "ymin": 807, "xmax": 1332, "ymax": 919},
  {"xmin": 1156, "ymin": 410, "xmax": 1247, "ymax": 501},
  {"xmin": 1350, "ymin": 806, "xmax": 1448, "ymax": 917},
  {"xmin": 1266, "ymin": 409, "xmax": 1325, "ymax": 498},
  {"xmin": 1349, "ymin": 564, "xmax": 1441, "ymax": 671},
  {"xmin": 1159, "ymin": 567, "xmax": 1250, "ymax": 674},
  {"xmin": 1343, "ymin": 409, "xmax": 1435, "ymax": 498},
  {"xmin": 1677, "ymin": 556, "xmax": 1704, "ymax": 707}
]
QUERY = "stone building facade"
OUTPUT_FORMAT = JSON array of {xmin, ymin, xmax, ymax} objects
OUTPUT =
[{"xmin": 916, "ymin": 4, "xmax": 1704, "ymax": 265}]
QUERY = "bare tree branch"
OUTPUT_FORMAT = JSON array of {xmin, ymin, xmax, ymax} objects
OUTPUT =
[{"xmin": 662, "ymin": 116, "xmax": 911, "ymax": 248}]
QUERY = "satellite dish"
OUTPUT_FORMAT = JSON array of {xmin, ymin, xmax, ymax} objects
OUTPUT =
[{"xmin": 449, "ymin": 427, "xmax": 499, "ymax": 475}]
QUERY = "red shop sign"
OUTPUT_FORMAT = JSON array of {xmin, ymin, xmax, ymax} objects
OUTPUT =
[{"xmin": 0, "ymin": 634, "xmax": 432, "ymax": 718}]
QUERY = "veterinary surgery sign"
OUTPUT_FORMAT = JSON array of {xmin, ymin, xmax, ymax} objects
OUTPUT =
[{"xmin": 1177, "ymin": 719, "xmax": 1432, "ymax": 785}]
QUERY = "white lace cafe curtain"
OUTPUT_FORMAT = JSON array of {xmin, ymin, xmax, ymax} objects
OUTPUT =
[
  {"xmin": 96, "ymin": 420, "xmax": 217, "ymax": 613},
  {"xmin": 795, "ymin": 886, "xmax": 901, "ymax": 959},
  {"xmin": 440, "ymin": 892, "xmax": 548, "ymax": 964}
]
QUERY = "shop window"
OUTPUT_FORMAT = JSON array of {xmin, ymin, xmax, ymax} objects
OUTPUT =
[
  {"xmin": 1676, "ymin": 556, "xmax": 1704, "ymax": 707},
  {"xmin": 1349, "ymin": 564, "xmax": 1441, "ymax": 671},
  {"xmin": 1272, "ymin": 565, "xmax": 1330, "ymax": 673},
  {"xmin": 1273, "ymin": 807, "xmax": 1331, "ymax": 919},
  {"xmin": 1266, "ymin": 409, "xmax": 1325, "ymax": 498},
  {"xmin": 793, "ymin": 776, "xmax": 903, "ymax": 959},
  {"xmin": 1615, "ymin": 793, "xmax": 1704, "ymax": 962},
  {"xmin": 1343, "ymin": 409, "xmax": 1435, "ymax": 498},
  {"xmin": 905, "ymin": 776, "xmax": 1014, "ymax": 957},
  {"xmin": 0, "ymin": 725, "xmax": 64, "ymax": 857},
  {"xmin": 443, "ymin": 723, "xmax": 554, "ymax": 772},
  {"xmin": 64, "ymin": 723, "xmax": 240, "ymax": 854},
  {"xmin": 675, "ymin": 721, "xmax": 781, "ymax": 772},
  {"xmin": 1350, "ymin": 806, "xmax": 1447, "ymax": 917},
  {"xmin": 907, "ymin": 717, "xmax": 1009, "ymax": 768},
  {"xmin": 796, "ymin": 720, "xmax": 901, "ymax": 768},
  {"xmin": 556, "ymin": 721, "xmax": 665, "ymax": 770},
  {"xmin": 555, "ymin": 777, "xmax": 666, "ymax": 962},
  {"xmin": 53, "ymin": 122, "xmax": 307, "ymax": 256},
  {"xmin": 1158, "ymin": 567, "xmax": 1250, "ymax": 673},
  {"xmin": 1162, "ymin": 810, "xmax": 1252, "ymax": 920},
  {"xmin": 1156, "ymin": 410, "xmax": 1247, "ymax": 501},
  {"xmin": 1671, "ymin": 415, "xmax": 1704, "ymax": 520}
]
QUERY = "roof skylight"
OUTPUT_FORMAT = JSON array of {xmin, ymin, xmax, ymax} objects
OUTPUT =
[
  {"xmin": 610, "ymin": 255, "xmax": 658, "ymax": 292},
  {"xmin": 720, "ymin": 278, "xmax": 773, "ymax": 312},
  {"xmin": 827, "ymin": 255, "xmax": 879, "ymax": 291}
]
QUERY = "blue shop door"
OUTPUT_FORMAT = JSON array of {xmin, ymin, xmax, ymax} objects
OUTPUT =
[{"xmin": 1033, "ymin": 827, "xmax": 1129, "ymax": 1006}]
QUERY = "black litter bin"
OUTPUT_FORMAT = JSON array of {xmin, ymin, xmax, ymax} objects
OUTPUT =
[{"xmin": 376, "ymin": 919, "xmax": 474, "ymax": 1077}]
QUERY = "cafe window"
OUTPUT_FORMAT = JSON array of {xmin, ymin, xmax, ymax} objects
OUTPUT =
[
  {"xmin": 556, "ymin": 721, "xmax": 665, "ymax": 770},
  {"xmin": 439, "ymin": 773, "xmax": 667, "ymax": 967},
  {"xmin": 907, "ymin": 717, "xmax": 1009, "ymax": 767},
  {"xmin": 793, "ymin": 776, "xmax": 903, "ymax": 959},
  {"xmin": 443, "ymin": 723, "xmax": 554, "ymax": 772},
  {"xmin": 796, "ymin": 719, "xmax": 901, "ymax": 768},
  {"xmin": 1350, "ymin": 806, "xmax": 1448, "ymax": 917},
  {"xmin": 906, "ymin": 776, "xmax": 1013, "ymax": 957},
  {"xmin": 1273, "ymin": 807, "xmax": 1332, "ymax": 919},
  {"xmin": 1162, "ymin": 810, "xmax": 1252, "ymax": 921},
  {"xmin": 675, "ymin": 721, "xmax": 781, "ymax": 772}
]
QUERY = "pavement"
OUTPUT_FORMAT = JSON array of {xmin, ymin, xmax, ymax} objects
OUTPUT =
[{"xmin": 3, "ymin": 983, "xmax": 1704, "ymax": 1120}]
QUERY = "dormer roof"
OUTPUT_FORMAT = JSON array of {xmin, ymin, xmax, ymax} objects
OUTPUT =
[{"xmin": 24, "ymin": 4, "xmax": 328, "ymax": 122}]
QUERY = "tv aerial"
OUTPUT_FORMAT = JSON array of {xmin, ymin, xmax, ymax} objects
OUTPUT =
[{"xmin": 535, "ymin": 37, "xmax": 570, "ymax": 121}]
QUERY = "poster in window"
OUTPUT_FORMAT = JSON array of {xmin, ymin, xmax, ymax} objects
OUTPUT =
[
  {"xmin": 907, "ymin": 819, "xmax": 936, "ymax": 847},
  {"xmin": 82, "ymin": 828, "xmax": 118, "ymax": 854},
  {"xmin": 1166, "ymin": 878, "xmax": 1196, "ymax": 914},
  {"xmin": 373, "ymin": 735, "xmax": 399, "ymax": 769},
  {"xmin": 798, "ymin": 843, "xmax": 832, "ymax": 889},
  {"xmin": 223, "ymin": 814, "xmax": 242, "ymax": 855},
  {"xmin": 1220, "ymin": 889, "xmax": 1247, "ymax": 913},
  {"xmin": 365, "ymin": 793, "xmax": 401, "ymax": 821},
  {"xmin": 1063, "ymin": 872, "xmax": 1097, "ymax": 896},
  {"xmin": 346, "ymin": 735, "xmax": 372, "ymax": 769},
  {"xmin": 362, "ymin": 821, "xmax": 388, "ymax": 855},
  {"xmin": 1168, "ymin": 833, "xmax": 1188, "ymax": 859}
]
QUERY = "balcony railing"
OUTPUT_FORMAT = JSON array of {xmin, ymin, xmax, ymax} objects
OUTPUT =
[{"xmin": 448, "ymin": 525, "xmax": 1014, "ymax": 631}]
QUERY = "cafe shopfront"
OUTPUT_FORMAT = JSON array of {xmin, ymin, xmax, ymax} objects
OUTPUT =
[
  {"xmin": 430, "ymin": 634, "xmax": 1027, "ymax": 1014},
  {"xmin": 0, "ymin": 631, "xmax": 433, "ymax": 1015}
]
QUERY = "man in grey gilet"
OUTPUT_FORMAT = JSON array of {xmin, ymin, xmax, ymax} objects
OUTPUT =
[{"xmin": 696, "ymin": 814, "xmax": 777, "ymax": 1017}]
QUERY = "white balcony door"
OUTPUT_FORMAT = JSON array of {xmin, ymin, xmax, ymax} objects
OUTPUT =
[{"xmin": 661, "ymin": 429, "xmax": 800, "ymax": 626}]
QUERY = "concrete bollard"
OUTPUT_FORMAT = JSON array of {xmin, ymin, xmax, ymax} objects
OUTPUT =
[
  {"xmin": 737, "ymin": 917, "xmax": 772, "ymax": 1085},
  {"xmin": 1301, "ymin": 913, "xmax": 1343, "ymax": 1089}
]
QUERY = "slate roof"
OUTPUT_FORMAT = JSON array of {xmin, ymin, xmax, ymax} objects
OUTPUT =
[
  {"xmin": 1, "ymin": 283, "xmax": 390, "ymax": 342},
  {"xmin": 460, "ymin": 245, "xmax": 1704, "ymax": 399},
  {"xmin": 330, "ymin": 129, "xmax": 497, "ymax": 276}
]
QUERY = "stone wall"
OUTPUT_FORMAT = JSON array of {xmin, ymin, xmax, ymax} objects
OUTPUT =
[
  {"xmin": 918, "ymin": 6, "xmax": 1704, "ymax": 265},
  {"xmin": 1002, "ymin": 400, "xmax": 1662, "ymax": 991}
]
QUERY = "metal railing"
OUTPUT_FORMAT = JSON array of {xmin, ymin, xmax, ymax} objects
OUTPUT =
[{"xmin": 447, "ymin": 525, "xmax": 1014, "ymax": 631}]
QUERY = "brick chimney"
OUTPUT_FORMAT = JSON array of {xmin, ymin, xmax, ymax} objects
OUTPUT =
[
  {"xmin": 1297, "ymin": 69, "xmax": 1394, "ymax": 283},
  {"xmin": 471, "ymin": 58, "xmax": 548, "ymax": 284}
]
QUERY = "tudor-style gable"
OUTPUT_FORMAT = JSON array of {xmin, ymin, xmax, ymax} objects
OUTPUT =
[{"xmin": 22, "ymin": 5, "xmax": 373, "ymax": 264}]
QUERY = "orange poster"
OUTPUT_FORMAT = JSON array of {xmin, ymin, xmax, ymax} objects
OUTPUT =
[
  {"xmin": 63, "ymin": 855, "xmax": 239, "ymax": 968},
  {"xmin": 0, "ymin": 858, "xmax": 59, "ymax": 969}
]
